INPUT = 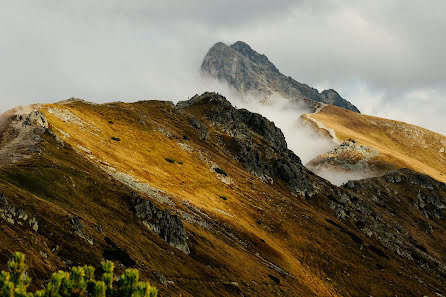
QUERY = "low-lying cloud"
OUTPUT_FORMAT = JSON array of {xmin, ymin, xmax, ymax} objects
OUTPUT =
[
  {"xmin": 0, "ymin": 1, "xmax": 444, "ymax": 137},
  {"xmin": 312, "ymin": 167, "xmax": 381, "ymax": 187}
]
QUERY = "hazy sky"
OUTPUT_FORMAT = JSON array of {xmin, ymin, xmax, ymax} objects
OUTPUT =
[{"xmin": 1, "ymin": 0, "xmax": 445, "ymax": 134}]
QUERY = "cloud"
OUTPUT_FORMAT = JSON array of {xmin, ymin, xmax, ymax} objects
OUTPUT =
[{"xmin": 0, "ymin": 0, "xmax": 444, "ymax": 139}]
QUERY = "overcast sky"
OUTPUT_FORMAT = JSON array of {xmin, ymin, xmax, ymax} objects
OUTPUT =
[{"xmin": 1, "ymin": 0, "xmax": 445, "ymax": 134}]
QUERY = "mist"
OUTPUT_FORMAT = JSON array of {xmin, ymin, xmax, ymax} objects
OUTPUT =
[
  {"xmin": 1, "ymin": 1, "xmax": 445, "ymax": 136},
  {"xmin": 310, "ymin": 166, "xmax": 386, "ymax": 187},
  {"xmin": 0, "ymin": 0, "xmax": 445, "ymax": 186},
  {"xmin": 225, "ymin": 93, "xmax": 337, "ymax": 164},
  {"xmin": 172, "ymin": 75, "xmax": 336, "ymax": 164}
]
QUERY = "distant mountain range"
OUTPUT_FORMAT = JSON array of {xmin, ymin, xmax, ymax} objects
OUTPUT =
[{"xmin": 201, "ymin": 41, "xmax": 360, "ymax": 112}]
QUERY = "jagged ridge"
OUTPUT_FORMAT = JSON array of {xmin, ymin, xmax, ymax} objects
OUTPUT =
[{"xmin": 201, "ymin": 41, "xmax": 360, "ymax": 112}]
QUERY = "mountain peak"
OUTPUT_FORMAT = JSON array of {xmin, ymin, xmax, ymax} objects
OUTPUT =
[
  {"xmin": 230, "ymin": 41, "xmax": 257, "ymax": 58},
  {"xmin": 230, "ymin": 41, "xmax": 279, "ymax": 73},
  {"xmin": 202, "ymin": 41, "xmax": 360, "ymax": 113},
  {"xmin": 209, "ymin": 41, "xmax": 227, "ymax": 50}
]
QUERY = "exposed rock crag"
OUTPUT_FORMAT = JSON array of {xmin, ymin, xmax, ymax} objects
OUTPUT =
[
  {"xmin": 131, "ymin": 192, "xmax": 190, "ymax": 254},
  {"xmin": 179, "ymin": 92, "xmax": 316, "ymax": 196},
  {"xmin": 201, "ymin": 41, "xmax": 360, "ymax": 112}
]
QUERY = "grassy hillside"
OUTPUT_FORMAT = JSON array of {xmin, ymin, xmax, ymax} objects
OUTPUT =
[
  {"xmin": 305, "ymin": 104, "xmax": 446, "ymax": 183},
  {"xmin": 0, "ymin": 95, "xmax": 445, "ymax": 296}
]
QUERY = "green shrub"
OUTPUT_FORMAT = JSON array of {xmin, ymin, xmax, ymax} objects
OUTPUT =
[
  {"xmin": 165, "ymin": 158, "xmax": 175, "ymax": 163},
  {"xmin": 0, "ymin": 252, "xmax": 157, "ymax": 297},
  {"xmin": 177, "ymin": 161, "xmax": 183, "ymax": 165},
  {"xmin": 214, "ymin": 167, "xmax": 227, "ymax": 176},
  {"xmin": 111, "ymin": 137, "xmax": 121, "ymax": 142},
  {"xmin": 219, "ymin": 196, "xmax": 227, "ymax": 201}
]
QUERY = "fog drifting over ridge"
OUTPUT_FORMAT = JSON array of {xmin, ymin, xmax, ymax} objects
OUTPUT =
[
  {"xmin": 0, "ymin": 1, "xmax": 445, "ymax": 135},
  {"xmin": 189, "ymin": 80, "xmax": 337, "ymax": 164}
]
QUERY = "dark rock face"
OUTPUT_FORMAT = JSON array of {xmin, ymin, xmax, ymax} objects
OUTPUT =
[
  {"xmin": 201, "ymin": 41, "xmax": 360, "ymax": 113},
  {"xmin": 131, "ymin": 193, "xmax": 190, "ymax": 254},
  {"xmin": 328, "ymin": 169, "xmax": 446, "ymax": 277},
  {"xmin": 178, "ymin": 92, "xmax": 315, "ymax": 196}
]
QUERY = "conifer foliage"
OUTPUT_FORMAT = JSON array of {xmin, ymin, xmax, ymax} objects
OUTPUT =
[{"xmin": 0, "ymin": 252, "xmax": 158, "ymax": 297}]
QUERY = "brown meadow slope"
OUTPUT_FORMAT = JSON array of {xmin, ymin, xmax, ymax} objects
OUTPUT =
[
  {"xmin": 0, "ymin": 93, "xmax": 445, "ymax": 296},
  {"xmin": 305, "ymin": 104, "xmax": 446, "ymax": 184}
]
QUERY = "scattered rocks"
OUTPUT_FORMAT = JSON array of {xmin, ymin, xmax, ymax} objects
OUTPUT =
[
  {"xmin": 46, "ymin": 107, "xmax": 101, "ymax": 134},
  {"xmin": 178, "ymin": 142, "xmax": 193, "ymax": 152},
  {"xmin": 102, "ymin": 166, "xmax": 174, "ymax": 207},
  {"xmin": 29, "ymin": 216, "xmax": 39, "ymax": 232},
  {"xmin": 157, "ymin": 126, "xmax": 173, "ymax": 138},
  {"xmin": 47, "ymin": 108, "xmax": 87, "ymax": 127},
  {"xmin": 0, "ymin": 195, "xmax": 38, "ymax": 231},
  {"xmin": 328, "ymin": 141, "xmax": 378, "ymax": 159},
  {"xmin": 67, "ymin": 216, "xmax": 93, "ymax": 245},
  {"xmin": 94, "ymin": 224, "xmax": 103, "ymax": 233}
]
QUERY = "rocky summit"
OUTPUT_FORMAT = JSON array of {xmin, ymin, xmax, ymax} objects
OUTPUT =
[
  {"xmin": 0, "ymin": 92, "xmax": 445, "ymax": 296},
  {"xmin": 201, "ymin": 41, "xmax": 360, "ymax": 112}
]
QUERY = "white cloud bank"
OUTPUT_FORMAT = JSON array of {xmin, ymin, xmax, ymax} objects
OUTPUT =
[{"xmin": 0, "ymin": 0, "xmax": 444, "ymax": 138}]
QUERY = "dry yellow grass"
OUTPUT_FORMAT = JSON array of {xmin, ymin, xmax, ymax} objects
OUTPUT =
[
  {"xmin": 1, "ymin": 98, "xmax": 441, "ymax": 296},
  {"xmin": 41, "ymin": 101, "xmax": 342, "ymax": 297},
  {"xmin": 305, "ymin": 104, "xmax": 446, "ymax": 183}
]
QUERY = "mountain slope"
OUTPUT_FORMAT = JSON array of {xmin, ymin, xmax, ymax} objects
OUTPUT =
[
  {"xmin": 201, "ymin": 42, "xmax": 360, "ymax": 112},
  {"xmin": 0, "ymin": 93, "xmax": 445, "ymax": 296},
  {"xmin": 304, "ymin": 104, "xmax": 446, "ymax": 185}
]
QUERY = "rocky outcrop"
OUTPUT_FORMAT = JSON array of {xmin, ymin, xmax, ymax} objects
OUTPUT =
[
  {"xmin": 67, "ymin": 216, "xmax": 93, "ymax": 245},
  {"xmin": 131, "ymin": 193, "xmax": 190, "ymax": 254},
  {"xmin": 24, "ymin": 110, "xmax": 48, "ymax": 128},
  {"xmin": 0, "ymin": 109, "xmax": 49, "ymax": 165},
  {"xmin": 180, "ymin": 93, "xmax": 446, "ymax": 280},
  {"xmin": 201, "ymin": 41, "xmax": 360, "ymax": 113},
  {"xmin": 306, "ymin": 140, "xmax": 393, "ymax": 186},
  {"xmin": 328, "ymin": 169, "xmax": 446, "ymax": 277},
  {"xmin": 0, "ymin": 194, "xmax": 38, "ymax": 231},
  {"xmin": 178, "ymin": 92, "xmax": 315, "ymax": 196}
]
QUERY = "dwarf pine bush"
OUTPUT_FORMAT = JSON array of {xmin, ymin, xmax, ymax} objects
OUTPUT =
[{"xmin": 0, "ymin": 252, "xmax": 157, "ymax": 297}]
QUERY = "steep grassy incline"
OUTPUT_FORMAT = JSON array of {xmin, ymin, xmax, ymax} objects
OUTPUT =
[
  {"xmin": 305, "ymin": 104, "xmax": 446, "ymax": 184},
  {"xmin": 0, "ymin": 94, "xmax": 445, "ymax": 296}
]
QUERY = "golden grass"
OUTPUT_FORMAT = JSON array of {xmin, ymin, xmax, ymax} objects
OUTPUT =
[
  {"xmin": 41, "ymin": 101, "xmax": 342, "ymax": 297},
  {"xmin": 0, "ymin": 98, "xmax": 440, "ymax": 296},
  {"xmin": 306, "ymin": 104, "xmax": 446, "ymax": 183}
]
